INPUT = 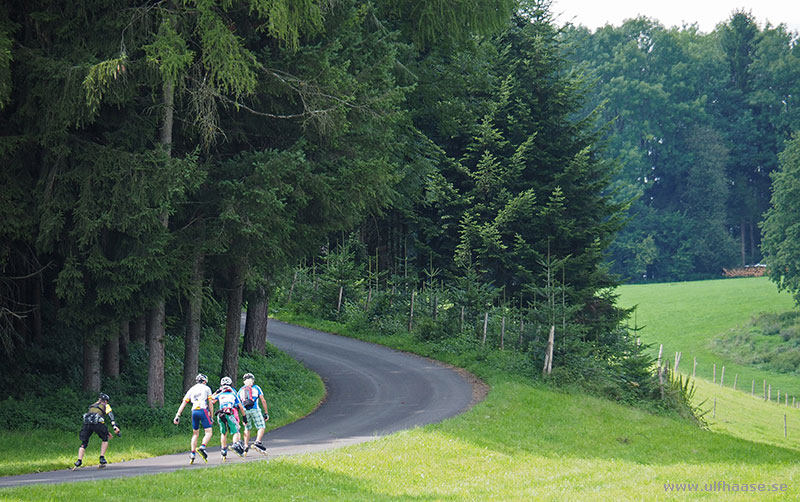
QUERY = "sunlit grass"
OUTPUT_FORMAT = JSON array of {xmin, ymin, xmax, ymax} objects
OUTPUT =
[{"xmin": 4, "ymin": 382, "xmax": 800, "ymax": 501}]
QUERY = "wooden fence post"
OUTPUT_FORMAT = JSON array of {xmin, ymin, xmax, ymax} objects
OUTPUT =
[
  {"xmin": 482, "ymin": 312, "xmax": 489, "ymax": 345},
  {"xmin": 408, "ymin": 291, "xmax": 415, "ymax": 332},
  {"xmin": 720, "ymin": 366, "xmax": 725, "ymax": 387},
  {"xmin": 693, "ymin": 357, "xmax": 697, "ymax": 379},
  {"xmin": 543, "ymin": 325, "xmax": 555, "ymax": 376},
  {"xmin": 500, "ymin": 316, "xmax": 505, "ymax": 350},
  {"xmin": 733, "ymin": 374, "xmax": 738, "ymax": 391},
  {"xmin": 337, "ymin": 285, "xmax": 344, "ymax": 316},
  {"xmin": 713, "ymin": 364, "xmax": 716, "ymax": 383},
  {"xmin": 657, "ymin": 344, "xmax": 663, "ymax": 368},
  {"xmin": 674, "ymin": 352, "xmax": 681, "ymax": 373},
  {"xmin": 287, "ymin": 270, "xmax": 298, "ymax": 303}
]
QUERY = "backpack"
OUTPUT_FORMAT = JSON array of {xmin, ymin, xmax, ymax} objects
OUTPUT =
[
  {"xmin": 83, "ymin": 401, "xmax": 106, "ymax": 424},
  {"xmin": 242, "ymin": 386, "xmax": 255, "ymax": 410}
]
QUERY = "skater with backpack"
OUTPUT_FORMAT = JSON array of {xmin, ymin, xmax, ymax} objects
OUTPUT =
[
  {"xmin": 212, "ymin": 376, "xmax": 247, "ymax": 461},
  {"xmin": 238, "ymin": 372, "xmax": 269, "ymax": 455},
  {"xmin": 73, "ymin": 393, "xmax": 121, "ymax": 470},
  {"xmin": 173, "ymin": 373, "xmax": 215, "ymax": 464}
]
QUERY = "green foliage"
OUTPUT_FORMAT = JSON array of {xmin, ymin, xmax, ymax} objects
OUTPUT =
[
  {"xmin": 567, "ymin": 13, "xmax": 800, "ymax": 282},
  {"xmin": 143, "ymin": 17, "xmax": 194, "ymax": 87},
  {"xmin": 277, "ymin": 247, "xmax": 681, "ymax": 414},
  {"xmin": 761, "ymin": 133, "xmax": 800, "ymax": 306}
]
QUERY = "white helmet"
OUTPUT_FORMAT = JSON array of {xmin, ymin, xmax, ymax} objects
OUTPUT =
[
  {"xmin": 196, "ymin": 373, "xmax": 208, "ymax": 384},
  {"xmin": 220, "ymin": 376, "xmax": 233, "ymax": 386}
]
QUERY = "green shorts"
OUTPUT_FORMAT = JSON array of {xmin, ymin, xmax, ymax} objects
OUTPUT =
[
  {"xmin": 244, "ymin": 408, "xmax": 265, "ymax": 430},
  {"xmin": 218, "ymin": 413, "xmax": 239, "ymax": 435}
]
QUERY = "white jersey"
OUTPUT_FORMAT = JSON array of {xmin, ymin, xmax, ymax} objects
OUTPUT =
[{"xmin": 183, "ymin": 383, "xmax": 213, "ymax": 410}]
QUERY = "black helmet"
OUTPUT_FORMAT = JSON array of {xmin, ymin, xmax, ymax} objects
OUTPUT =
[
  {"xmin": 196, "ymin": 373, "xmax": 208, "ymax": 384},
  {"xmin": 98, "ymin": 393, "xmax": 110, "ymax": 401}
]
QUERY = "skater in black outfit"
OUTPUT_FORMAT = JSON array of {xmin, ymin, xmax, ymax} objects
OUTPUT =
[{"xmin": 73, "ymin": 393, "xmax": 121, "ymax": 469}]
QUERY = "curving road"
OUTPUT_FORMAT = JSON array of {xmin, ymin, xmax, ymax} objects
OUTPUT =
[{"xmin": 0, "ymin": 320, "xmax": 481, "ymax": 488}]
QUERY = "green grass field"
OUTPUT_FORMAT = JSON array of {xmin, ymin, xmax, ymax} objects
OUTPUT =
[
  {"xmin": 4, "ymin": 381, "xmax": 800, "ymax": 501},
  {"xmin": 3, "ymin": 276, "xmax": 800, "ymax": 500},
  {"xmin": 617, "ymin": 277, "xmax": 800, "ymax": 456},
  {"xmin": 617, "ymin": 277, "xmax": 798, "ymax": 396}
]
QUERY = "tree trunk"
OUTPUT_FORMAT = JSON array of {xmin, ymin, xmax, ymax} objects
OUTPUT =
[
  {"xmin": 103, "ymin": 334, "xmax": 120, "ymax": 378},
  {"xmin": 131, "ymin": 315, "xmax": 146, "ymax": 343},
  {"xmin": 183, "ymin": 254, "xmax": 204, "ymax": 392},
  {"xmin": 82, "ymin": 340, "xmax": 101, "ymax": 392},
  {"xmin": 146, "ymin": 79, "xmax": 174, "ymax": 408},
  {"xmin": 146, "ymin": 302, "xmax": 166, "ymax": 407},
  {"xmin": 243, "ymin": 287, "xmax": 268, "ymax": 356},
  {"xmin": 119, "ymin": 319, "xmax": 129, "ymax": 361},
  {"xmin": 740, "ymin": 218, "xmax": 746, "ymax": 266},
  {"xmin": 221, "ymin": 262, "xmax": 245, "ymax": 380}
]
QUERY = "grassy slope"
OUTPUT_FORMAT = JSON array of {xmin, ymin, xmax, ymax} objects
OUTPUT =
[
  {"xmin": 617, "ymin": 277, "xmax": 798, "ymax": 395},
  {"xmin": 4, "ymin": 381, "xmax": 800, "ymax": 501},
  {"xmin": 4, "ymin": 277, "xmax": 800, "ymax": 500}
]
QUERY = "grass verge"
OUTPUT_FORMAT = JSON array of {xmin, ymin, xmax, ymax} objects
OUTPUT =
[
  {"xmin": 3, "ymin": 380, "xmax": 800, "ymax": 501},
  {"xmin": 0, "ymin": 346, "xmax": 324, "ymax": 477}
]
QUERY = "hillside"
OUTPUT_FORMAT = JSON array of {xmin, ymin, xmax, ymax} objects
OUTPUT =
[{"xmin": 618, "ymin": 277, "xmax": 800, "ymax": 450}]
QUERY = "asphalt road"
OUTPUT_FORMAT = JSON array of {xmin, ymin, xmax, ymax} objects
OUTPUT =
[{"xmin": 0, "ymin": 320, "xmax": 480, "ymax": 488}]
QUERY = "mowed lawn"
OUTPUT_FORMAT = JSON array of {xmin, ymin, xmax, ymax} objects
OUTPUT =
[{"xmin": 617, "ymin": 277, "xmax": 799, "ymax": 396}]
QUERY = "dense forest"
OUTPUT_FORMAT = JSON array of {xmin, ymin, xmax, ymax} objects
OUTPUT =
[
  {"xmin": 1, "ymin": 0, "xmax": 798, "ymax": 414},
  {"xmin": 568, "ymin": 13, "xmax": 800, "ymax": 282}
]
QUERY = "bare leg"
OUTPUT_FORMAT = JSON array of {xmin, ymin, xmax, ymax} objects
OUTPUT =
[
  {"xmin": 191, "ymin": 429, "xmax": 200, "ymax": 451},
  {"xmin": 100, "ymin": 441, "xmax": 109, "ymax": 457},
  {"xmin": 77, "ymin": 446, "xmax": 86, "ymax": 462},
  {"xmin": 201, "ymin": 426, "xmax": 213, "ymax": 447}
]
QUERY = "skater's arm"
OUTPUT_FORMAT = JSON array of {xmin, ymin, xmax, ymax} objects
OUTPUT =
[
  {"xmin": 174, "ymin": 400, "xmax": 188, "ymax": 424},
  {"xmin": 105, "ymin": 405, "xmax": 121, "ymax": 434},
  {"xmin": 259, "ymin": 394, "xmax": 268, "ymax": 420}
]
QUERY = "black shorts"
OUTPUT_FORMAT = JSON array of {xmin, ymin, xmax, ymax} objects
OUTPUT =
[{"xmin": 79, "ymin": 423, "xmax": 110, "ymax": 447}]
